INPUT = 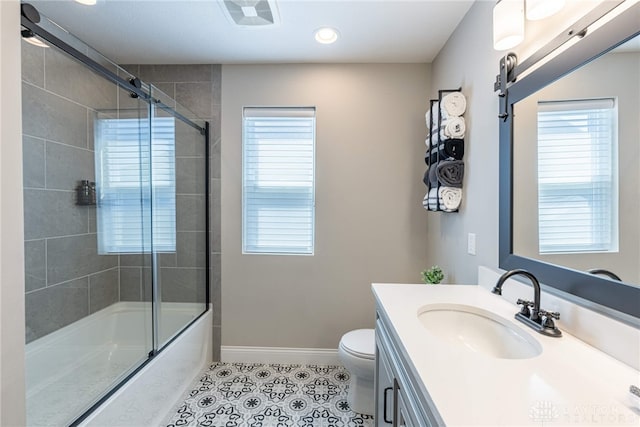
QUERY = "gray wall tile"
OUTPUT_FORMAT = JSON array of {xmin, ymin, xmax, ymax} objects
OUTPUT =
[
  {"xmin": 46, "ymin": 141, "xmax": 95, "ymax": 191},
  {"xmin": 25, "ymin": 240, "xmax": 46, "ymax": 293},
  {"xmin": 211, "ymin": 178, "xmax": 221, "ymax": 253},
  {"xmin": 24, "ymin": 189, "xmax": 88, "ymax": 240},
  {"xmin": 159, "ymin": 268, "xmax": 206, "ymax": 303},
  {"xmin": 119, "ymin": 64, "xmax": 140, "ymax": 78},
  {"xmin": 212, "ymin": 325, "xmax": 221, "ymax": 362},
  {"xmin": 138, "ymin": 64, "xmax": 212, "ymax": 83},
  {"xmin": 23, "ymin": 136, "xmax": 45, "ymax": 188},
  {"xmin": 21, "ymin": 40, "xmax": 45, "ymax": 88},
  {"xmin": 212, "ymin": 65, "xmax": 222, "ymax": 105},
  {"xmin": 120, "ymin": 267, "xmax": 142, "ymax": 301},
  {"xmin": 176, "ymin": 231, "xmax": 206, "ymax": 268},
  {"xmin": 175, "ymin": 120, "xmax": 206, "ymax": 157},
  {"xmin": 89, "ymin": 267, "xmax": 119, "ymax": 313},
  {"xmin": 22, "ymin": 83, "xmax": 88, "ymax": 147},
  {"xmin": 47, "ymin": 234, "xmax": 118, "ymax": 285},
  {"xmin": 21, "ymin": 39, "xmax": 46, "ymax": 87},
  {"xmin": 158, "ymin": 252, "xmax": 177, "ymax": 268},
  {"xmin": 25, "ymin": 278, "xmax": 89, "ymax": 343},
  {"xmin": 119, "ymin": 253, "xmax": 152, "ymax": 267},
  {"xmin": 45, "ymin": 47, "xmax": 117, "ymax": 111},
  {"xmin": 176, "ymin": 82, "xmax": 212, "ymax": 119},
  {"xmin": 151, "ymin": 83, "xmax": 176, "ymax": 105},
  {"xmin": 89, "ymin": 206, "xmax": 97, "ymax": 233},
  {"xmin": 211, "ymin": 253, "xmax": 221, "ymax": 327},
  {"xmin": 176, "ymin": 157, "xmax": 206, "ymax": 194},
  {"xmin": 211, "ymin": 138, "xmax": 221, "ymax": 178},
  {"xmin": 176, "ymin": 195, "xmax": 206, "ymax": 232}
]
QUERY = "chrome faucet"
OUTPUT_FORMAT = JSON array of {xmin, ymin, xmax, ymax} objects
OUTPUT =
[{"xmin": 492, "ymin": 269, "xmax": 562, "ymax": 337}]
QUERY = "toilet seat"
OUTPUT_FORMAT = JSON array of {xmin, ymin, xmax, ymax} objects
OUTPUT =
[{"xmin": 340, "ymin": 329, "xmax": 375, "ymax": 360}]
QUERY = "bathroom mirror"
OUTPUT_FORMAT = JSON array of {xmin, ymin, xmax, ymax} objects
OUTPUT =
[{"xmin": 499, "ymin": 1, "xmax": 640, "ymax": 321}]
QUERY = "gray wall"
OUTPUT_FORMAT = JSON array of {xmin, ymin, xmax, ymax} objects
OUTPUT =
[
  {"xmin": 425, "ymin": 0, "xmax": 609, "ymax": 285},
  {"xmin": 221, "ymin": 63, "xmax": 430, "ymax": 349},
  {"xmin": 22, "ymin": 39, "xmax": 121, "ymax": 342}
]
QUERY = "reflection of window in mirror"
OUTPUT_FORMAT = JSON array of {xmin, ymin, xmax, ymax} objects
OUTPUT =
[{"xmin": 536, "ymin": 98, "xmax": 618, "ymax": 254}]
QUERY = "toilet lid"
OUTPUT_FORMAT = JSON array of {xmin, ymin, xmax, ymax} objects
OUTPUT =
[{"xmin": 341, "ymin": 329, "xmax": 375, "ymax": 359}]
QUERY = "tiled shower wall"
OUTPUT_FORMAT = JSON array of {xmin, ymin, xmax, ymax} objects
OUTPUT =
[
  {"xmin": 22, "ymin": 39, "xmax": 222, "ymax": 356},
  {"xmin": 121, "ymin": 64, "xmax": 222, "ymax": 359},
  {"xmin": 21, "ymin": 40, "xmax": 121, "ymax": 342}
]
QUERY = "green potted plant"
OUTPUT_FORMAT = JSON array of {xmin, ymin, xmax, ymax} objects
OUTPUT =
[{"xmin": 421, "ymin": 265, "xmax": 444, "ymax": 284}]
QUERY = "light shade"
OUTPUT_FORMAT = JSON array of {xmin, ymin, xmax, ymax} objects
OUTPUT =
[
  {"xmin": 74, "ymin": 0, "xmax": 97, "ymax": 5},
  {"xmin": 314, "ymin": 27, "xmax": 339, "ymax": 44},
  {"xmin": 526, "ymin": 0, "xmax": 565, "ymax": 20},
  {"xmin": 493, "ymin": 0, "xmax": 525, "ymax": 51}
]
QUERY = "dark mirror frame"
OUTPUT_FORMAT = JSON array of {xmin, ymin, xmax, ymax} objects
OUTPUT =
[{"xmin": 498, "ymin": 2, "xmax": 640, "ymax": 321}]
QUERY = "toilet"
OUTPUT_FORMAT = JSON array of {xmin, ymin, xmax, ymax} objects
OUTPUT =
[{"xmin": 338, "ymin": 328, "xmax": 376, "ymax": 415}]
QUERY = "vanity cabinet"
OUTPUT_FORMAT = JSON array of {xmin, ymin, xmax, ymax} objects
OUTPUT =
[{"xmin": 375, "ymin": 309, "xmax": 441, "ymax": 427}]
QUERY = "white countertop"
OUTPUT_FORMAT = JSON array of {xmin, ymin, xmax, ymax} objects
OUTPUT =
[{"xmin": 372, "ymin": 283, "xmax": 640, "ymax": 426}]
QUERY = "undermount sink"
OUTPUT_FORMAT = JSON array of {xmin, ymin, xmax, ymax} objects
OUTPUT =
[{"xmin": 417, "ymin": 304, "xmax": 542, "ymax": 359}]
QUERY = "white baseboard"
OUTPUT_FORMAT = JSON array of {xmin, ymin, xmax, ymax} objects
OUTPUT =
[{"xmin": 221, "ymin": 346, "xmax": 341, "ymax": 365}]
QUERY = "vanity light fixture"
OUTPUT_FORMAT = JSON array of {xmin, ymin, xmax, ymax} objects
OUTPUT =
[
  {"xmin": 74, "ymin": 0, "xmax": 97, "ymax": 4},
  {"xmin": 315, "ymin": 27, "xmax": 339, "ymax": 45},
  {"xmin": 493, "ymin": 0, "xmax": 525, "ymax": 51},
  {"xmin": 526, "ymin": 0, "xmax": 565, "ymax": 20},
  {"xmin": 21, "ymin": 29, "xmax": 49, "ymax": 48},
  {"xmin": 493, "ymin": 0, "xmax": 566, "ymax": 50}
]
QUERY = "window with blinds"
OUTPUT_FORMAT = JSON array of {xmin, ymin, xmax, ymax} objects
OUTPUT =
[
  {"xmin": 242, "ymin": 107, "xmax": 316, "ymax": 255},
  {"xmin": 95, "ymin": 116, "xmax": 176, "ymax": 254},
  {"xmin": 537, "ymin": 98, "xmax": 617, "ymax": 254}
]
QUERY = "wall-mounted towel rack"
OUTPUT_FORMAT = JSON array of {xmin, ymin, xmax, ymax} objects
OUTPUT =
[{"xmin": 423, "ymin": 87, "xmax": 466, "ymax": 213}]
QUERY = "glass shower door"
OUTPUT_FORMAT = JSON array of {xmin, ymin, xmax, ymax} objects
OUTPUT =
[
  {"xmin": 22, "ymin": 32, "xmax": 154, "ymax": 425},
  {"xmin": 150, "ymin": 86, "xmax": 208, "ymax": 349}
]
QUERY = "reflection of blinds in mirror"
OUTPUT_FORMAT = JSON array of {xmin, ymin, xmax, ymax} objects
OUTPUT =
[
  {"xmin": 96, "ymin": 117, "xmax": 176, "ymax": 254},
  {"xmin": 537, "ymin": 98, "xmax": 617, "ymax": 254}
]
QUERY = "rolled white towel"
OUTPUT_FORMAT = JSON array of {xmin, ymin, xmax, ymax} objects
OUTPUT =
[
  {"xmin": 438, "ymin": 187, "xmax": 462, "ymax": 211},
  {"xmin": 422, "ymin": 192, "xmax": 429, "ymax": 210},
  {"xmin": 442, "ymin": 116, "xmax": 466, "ymax": 139},
  {"xmin": 441, "ymin": 92, "xmax": 466, "ymax": 118}
]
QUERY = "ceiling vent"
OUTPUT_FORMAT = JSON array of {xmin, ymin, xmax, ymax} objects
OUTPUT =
[{"xmin": 221, "ymin": 0, "xmax": 280, "ymax": 27}]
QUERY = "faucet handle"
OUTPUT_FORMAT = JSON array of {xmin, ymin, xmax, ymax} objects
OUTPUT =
[
  {"xmin": 538, "ymin": 309, "xmax": 560, "ymax": 329},
  {"xmin": 516, "ymin": 299, "xmax": 534, "ymax": 316}
]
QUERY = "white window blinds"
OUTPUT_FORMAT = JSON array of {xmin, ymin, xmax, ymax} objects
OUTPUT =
[
  {"xmin": 242, "ymin": 107, "xmax": 316, "ymax": 255},
  {"xmin": 95, "ymin": 116, "xmax": 176, "ymax": 254},
  {"xmin": 537, "ymin": 98, "xmax": 617, "ymax": 253}
]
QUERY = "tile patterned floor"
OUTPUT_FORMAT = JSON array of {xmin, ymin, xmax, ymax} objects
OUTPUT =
[{"xmin": 165, "ymin": 362, "xmax": 375, "ymax": 427}]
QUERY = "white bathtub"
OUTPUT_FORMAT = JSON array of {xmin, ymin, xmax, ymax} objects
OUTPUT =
[{"xmin": 25, "ymin": 301, "xmax": 212, "ymax": 427}]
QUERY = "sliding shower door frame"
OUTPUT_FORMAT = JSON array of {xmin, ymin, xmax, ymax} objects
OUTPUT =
[{"xmin": 22, "ymin": 8, "xmax": 211, "ymax": 426}]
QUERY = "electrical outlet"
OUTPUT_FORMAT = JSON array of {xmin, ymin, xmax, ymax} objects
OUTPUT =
[{"xmin": 467, "ymin": 233, "xmax": 476, "ymax": 255}]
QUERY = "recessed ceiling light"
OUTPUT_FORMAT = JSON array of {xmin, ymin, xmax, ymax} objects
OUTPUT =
[
  {"xmin": 74, "ymin": 0, "xmax": 97, "ymax": 5},
  {"xmin": 315, "ymin": 27, "xmax": 339, "ymax": 44}
]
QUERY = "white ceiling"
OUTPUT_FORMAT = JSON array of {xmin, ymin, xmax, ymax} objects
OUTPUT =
[{"xmin": 28, "ymin": 0, "xmax": 475, "ymax": 64}]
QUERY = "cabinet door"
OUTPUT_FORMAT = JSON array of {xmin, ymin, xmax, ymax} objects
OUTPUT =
[
  {"xmin": 375, "ymin": 332, "xmax": 396, "ymax": 425},
  {"xmin": 396, "ymin": 384, "xmax": 421, "ymax": 427}
]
